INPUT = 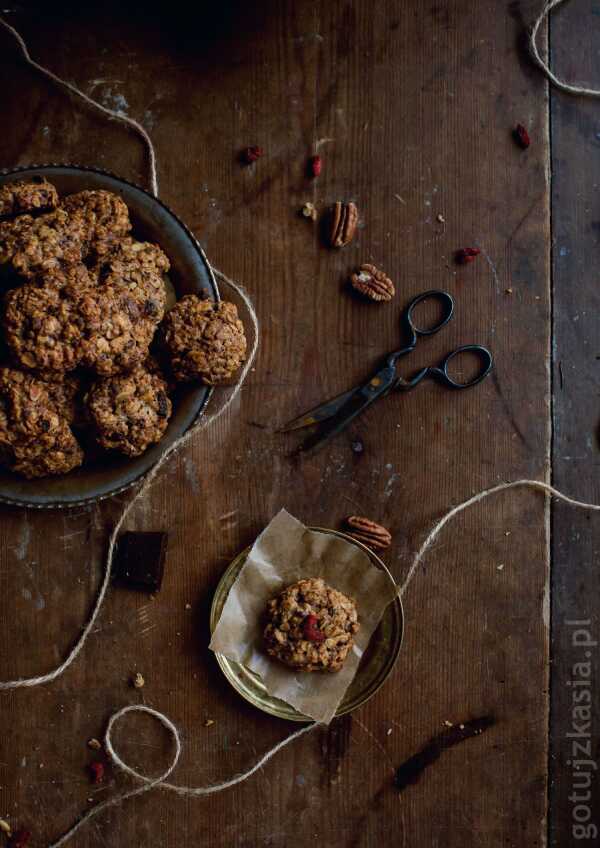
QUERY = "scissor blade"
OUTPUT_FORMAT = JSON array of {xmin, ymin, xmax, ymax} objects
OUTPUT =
[
  {"xmin": 295, "ymin": 364, "xmax": 397, "ymax": 454},
  {"xmin": 280, "ymin": 386, "xmax": 358, "ymax": 432}
]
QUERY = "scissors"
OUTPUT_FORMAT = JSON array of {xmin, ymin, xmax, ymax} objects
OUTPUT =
[{"xmin": 281, "ymin": 290, "xmax": 493, "ymax": 454}]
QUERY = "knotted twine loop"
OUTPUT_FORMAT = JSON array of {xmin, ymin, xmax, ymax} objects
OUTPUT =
[
  {"xmin": 50, "ymin": 707, "xmax": 314, "ymax": 848},
  {"xmin": 3, "ymin": 14, "xmax": 600, "ymax": 848},
  {"xmin": 530, "ymin": 0, "xmax": 600, "ymax": 97}
]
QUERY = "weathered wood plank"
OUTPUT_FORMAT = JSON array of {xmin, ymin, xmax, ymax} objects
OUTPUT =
[
  {"xmin": 0, "ymin": 2, "xmax": 550, "ymax": 845},
  {"xmin": 549, "ymin": 1, "xmax": 600, "ymax": 844}
]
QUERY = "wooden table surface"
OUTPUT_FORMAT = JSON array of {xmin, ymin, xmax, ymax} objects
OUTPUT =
[{"xmin": 0, "ymin": 1, "xmax": 597, "ymax": 845}]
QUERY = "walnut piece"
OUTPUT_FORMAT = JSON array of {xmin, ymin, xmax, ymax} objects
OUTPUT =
[
  {"xmin": 329, "ymin": 201, "xmax": 358, "ymax": 247},
  {"xmin": 350, "ymin": 263, "xmax": 395, "ymax": 302},
  {"xmin": 345, "ymin": 515, "xmax": 392, "ymax": 551}
]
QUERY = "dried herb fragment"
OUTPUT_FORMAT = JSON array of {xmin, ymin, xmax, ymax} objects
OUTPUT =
[
  {"xmin": 308, "ymin": 155, "xmax": 322, "ymax": 177},
  {"xmin": 303, "ymin": 613, "xmax": 326, "ymax": 642},
  {"xmin": 455, "ymin": 247, "xmax": 480, "ymax": 264},
  {"xmin": 240, "ymin": 146, "xmax": 264, "ymax": 164},
  {"xmin": 513, "ymin": 124, "xmax": 531, "ymax": 149}
]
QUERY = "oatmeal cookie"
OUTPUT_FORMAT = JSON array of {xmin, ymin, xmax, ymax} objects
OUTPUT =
[
  {"xmin": 83, "ymin": 245, "xmax": 167, "ymax": 375},
  {"xmin": 84, "ymin": 285, "xmax": 162, "ymax": 376},
  {"xmin": 8, "ymin": 420, "xmax": 83, "ymax": 478},
  {"xmin": 162, "ymin": 295, "xmax": 246, "ymax": 384},
  {"xmin": 6, "ymin": 209, "xmax": 87, "ymax": 279},
  {"xmin": 0, "ymin": 214, "xmax": 34, "ymax": 267},
  {"xmin": 0, "ymin": 367, "xmax": 83, "ymax": 478},
  {"xmin": 87, "ymin": 365, "xmax": 172, "ymax": 456},
  {"xmin": 263, "ymin": 577, "xmax": 360, "ymax": 673},
  {"xmin": 93, "ymin": 235, "xmax": 170, "ymax": 276},
  {"xmin": 3, "ymin": 273, "xmax": 100, "ymax": 372},
  {"xmin": 62, "ymin": 190, "xmax": 131, "ymax": 256},
  {"xmin": 36, "ymin": 371, "xmax": 82, "ymax": 425},
  {"xmin": 0, "ymin": 179, "xmax": 59, "ymax": 218}
]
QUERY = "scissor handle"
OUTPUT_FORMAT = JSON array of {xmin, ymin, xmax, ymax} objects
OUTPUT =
[
  {"xmin": 403, "ymin": 290, "xmax": 454, "ymax": 344},
  {"xmin": 429, "ymin": 344, "xmax": 493, "ymax": 389}
]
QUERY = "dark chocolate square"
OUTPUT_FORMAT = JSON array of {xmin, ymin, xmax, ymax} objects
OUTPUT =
[{"xmin": 113, "ymin": 531, "xmax": 168, "ymax": 593}]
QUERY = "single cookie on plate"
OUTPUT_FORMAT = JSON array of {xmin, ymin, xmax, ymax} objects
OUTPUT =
[
  {"xmin": 0, "ymin": 178, "xmax": 59, "ymax": 218},
  {"xmin": 263, "ymin": 577, "xmax": 360, "ymax": 673},
  {"xmin": 0, "ymin": 367, "xmax": 83, "ymax": 478},
  {"xmin": 162, "ymin": 295, "xmax": 247, "ymax": 384},
  {"xmin": 86, "ymin": 365, "xmax": 172, "ymax": 457}
]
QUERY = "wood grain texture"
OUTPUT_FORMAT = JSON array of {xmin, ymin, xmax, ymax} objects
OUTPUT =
[
  {"xmin": 549, "ymin": 2, "xmax": 600, "ymax": 846},
  {"xmin": 0, "ymin": 2, "xmax": 550, "ymax": 845}
]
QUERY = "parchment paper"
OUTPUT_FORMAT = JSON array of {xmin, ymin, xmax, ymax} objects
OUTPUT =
[{"xmin": 209, "ymin": 509, "xmax": 399, "ymax": 724}]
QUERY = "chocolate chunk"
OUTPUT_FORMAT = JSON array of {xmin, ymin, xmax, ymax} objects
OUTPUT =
[{"xmin": 113, "ymin": 531, "xmax": 168, "ymax": 592}]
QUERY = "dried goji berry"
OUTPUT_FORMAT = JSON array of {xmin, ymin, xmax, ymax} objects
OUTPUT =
[
  {"xmin": 455, "ymin": 247, "xmax": 481, "ymax": 264},
  {"xmin": 89, "ymin": 761, "xmax": 105, "ymax": 784},
  {"xmin": 240, "ymin": 146, "xmax": 264, "ymax": 165},
  {"xmin": 303, "ymin": 613, "xmax": 325, "ymax": 642},
  {"xmin": 8, "ymin": 830, "xmax": 31, "ymax": 848},
  {"xmin": 513, "ymin": 124, "xmax": 531, "ymax": 149},
  {"xmin": 308, "ymin": 155, "xmax": 322, "ymax": 177}
]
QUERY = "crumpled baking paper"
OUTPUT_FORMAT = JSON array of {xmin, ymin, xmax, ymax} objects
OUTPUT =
[{"xmin": 209, "ymin": 509, "xmax": 399, "ymax": 724}]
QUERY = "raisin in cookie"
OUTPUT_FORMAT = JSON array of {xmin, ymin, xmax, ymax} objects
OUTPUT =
[
  {"xmin": 86, "ymin": 365, "xmax": 172, "ymax": 456},
  {"xmin": 162, "ymin": 295, "xmax": 246, "ymax": 384},
  {"xmin": 263, "ymin": 577, "xmax": 359, "ymax": 673}
]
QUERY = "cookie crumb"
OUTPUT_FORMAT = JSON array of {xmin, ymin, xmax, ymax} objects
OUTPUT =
[
  {"xmin": 132, "ymin": 672, "xmax": 145, "ymax": 689},
  {"xmin": 204, "ymin": 719, "xmax": 215, "ymax": 727}
]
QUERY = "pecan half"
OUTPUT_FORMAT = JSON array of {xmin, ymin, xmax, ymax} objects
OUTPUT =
[
  {"xmin": 350, "ymin": 264, "xmax": 395, "ymax": 302},
  {"xmin": 345, "ymin": 516, "xmax": 392, "ymax": 551},
  {"xmin": 330, "ymin": 201, "xmax": 358, "ymax": 247}
]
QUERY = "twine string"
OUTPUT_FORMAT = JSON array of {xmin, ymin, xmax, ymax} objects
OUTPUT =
[
  {"xmin": 529, "ymin": 0, "xmax": 600, "ymax": 97},
  {"xmin": 2, "ymin": 11, "xmax": 600, "ymax": 848}
]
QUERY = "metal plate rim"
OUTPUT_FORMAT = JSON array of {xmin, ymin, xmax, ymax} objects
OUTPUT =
[{"xmin": 210, "ymin": 527, "xmax": 403, "ymax": 722}]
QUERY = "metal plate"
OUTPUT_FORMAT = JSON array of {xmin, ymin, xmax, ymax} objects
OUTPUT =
[
  {"xmin": 210, "ymin": 527, "xmax": 403, "ymax": 722},
  {"xmin": 0, "ymin": 164, "xmax": 219, "ymax": 508}
]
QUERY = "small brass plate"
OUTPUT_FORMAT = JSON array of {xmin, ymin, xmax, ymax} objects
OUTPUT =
[{"xmin": 210, "ymin": 527, "xmax": 403, "ymax": 722}]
